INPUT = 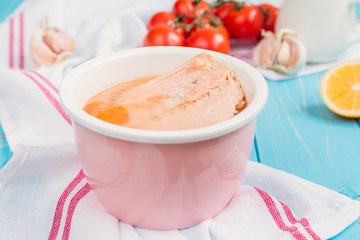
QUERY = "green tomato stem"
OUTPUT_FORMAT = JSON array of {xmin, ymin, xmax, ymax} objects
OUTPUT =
[{"xmin": 173, "ymin": 0, "xmax": 245, "ymax": 33}]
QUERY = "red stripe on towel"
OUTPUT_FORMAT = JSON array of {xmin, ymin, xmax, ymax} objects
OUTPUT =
[
  {"xmin": 48, "ymin": 170, "xmax": 85, "ymax": 240},
  {"xmin": 19, "ymin": 12, "xmax": 24, "ymax": 69},
  {"xmin": 281, "ymin": 202, "xmax": 321, "ymax": 240},
  {"xmin": 16, "ymin": 17, "xmax": 89, "ymax": 239},
  {"xmin": 29, "ymin": 70, "xmax": 59, "ymax": 93},
  {"xmin": 22, "ymin": 71, "xmax": 71, "ymax": 125},
  {"xmin": 62, "ymin": 183, "xmax": 92, "ymax": 240},
  {"xmin": 9, "ymin": 18, "xmax": 14, "ymax": 69},
  {"xmin": 31, "ymin": 68, "xmax": 87, "ymax": 240},
  {"xmin": 255, "ymin": 187, "xmax": 308, "ymax": 240}
]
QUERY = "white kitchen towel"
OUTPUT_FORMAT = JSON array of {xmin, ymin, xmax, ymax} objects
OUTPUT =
[
  {"xmin": 0, "ymin": 0, "xmax": 149, "ymax": 151},
  {"xmin": 0, "ymin": 0, "xmax": 360, "ymax": 240},
  {"xmin": 1, "ymin": 144, "xmax": 360, "ymax": 240}
]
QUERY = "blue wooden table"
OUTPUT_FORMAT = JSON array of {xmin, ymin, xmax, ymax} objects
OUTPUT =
[
  {"xmin": 0, "ymin": 125, "xmax": 13, "ymax": 169},
  {"xmin": 0, "ymin": 69, "xmax": 359, "ymax": 239}
]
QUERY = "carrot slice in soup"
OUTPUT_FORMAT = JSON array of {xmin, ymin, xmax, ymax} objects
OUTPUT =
[{"xmin": 83, "ymin": 101, "xmax": 129, "ymax": 125}]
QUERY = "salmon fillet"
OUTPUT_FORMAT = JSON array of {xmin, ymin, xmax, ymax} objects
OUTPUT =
[{"xmin": 84, "ymin": 53, "xmax": 247, "ymax": 130}]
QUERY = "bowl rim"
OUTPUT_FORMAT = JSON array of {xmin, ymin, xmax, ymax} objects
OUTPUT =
[{"xmin": 59, "ymin": 46, "xmax": 268, "ymax": 144}]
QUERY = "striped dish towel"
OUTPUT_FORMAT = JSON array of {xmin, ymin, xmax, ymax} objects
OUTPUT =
[
  {"xmin": 1, "ymin": 144, "xmax": 360, "ymax": 240},
  {"xmin": 0, "ymin": 0, "xmax": 360, "ymax": 239}
]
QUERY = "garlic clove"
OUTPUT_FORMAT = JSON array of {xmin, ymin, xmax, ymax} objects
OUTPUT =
[
  {"xmin": 253, "ymin": 31, "xmax": 278, "ymax": 69},
  {"xmin": 30, "ymin": 37, "xmax": 57, "ymax": 66},
  {"xmin": 253, "ymin": 28, "xmax": 307, "ymax": 75},
  {"xmin": 43, "ymin": 28, "xmax": 75, "ymax": 54},
  {"xmin": 30, "ymin": 17, "xmax": 75, "ymax": 66},
  {"xmin": 276, "ymin": 40, "xmax": 291, "ymax": 66}
]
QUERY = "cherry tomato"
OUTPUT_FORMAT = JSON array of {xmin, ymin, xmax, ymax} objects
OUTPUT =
[
  {"xmin": 215, "ymin": 24, "xmax": 230, "ymax": 39},
  {"xmin": 211, "ymin": 3, "xmax": 235, "ymax": 21},
  {"xmin": 186, "ymin": 25, "xmax": 230, "ymax": 54},
  {"xmin": 175, "ymin": 25, "xmax": 187, "ymax": 37},
  {"xmin": 188, "ymin": 15, "xmax": 223, "ymax": 36},
  {"xmin": 258, "ymin": 4, "xmax": 279, "ymax": 32},
  {"xmin": 172, "ymin": 0, "xmax": 209, "ymax": 15},
  {"xmin": 173, "ymin": 0, "xmax": 210, "ymax": 23},
  {"xmin": 147, "ymin": 12, "xmax": 176, "ymax": 30},
  {"xmin": 224, "ymin": 4, "xmax": 264, "ymax": 40},
  {"xmin": 172, "ymin": 0, "xmax": 193, "ymax": 15},
  {"xmin": 189, "ymin": 21, "xmax": 212, "ymax": 36},
  {"xmin": 143, "ymin": 25, "xmax": 185, "ymax": 47},
  {"xmin": 194, "ymin": 1, "xmax": 210, "ymax": 15}
]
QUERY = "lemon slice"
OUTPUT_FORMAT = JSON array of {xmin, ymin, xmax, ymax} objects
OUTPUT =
[{"xmin": 320, "ymin": 60, "xmax": 360, "ymax": 118}]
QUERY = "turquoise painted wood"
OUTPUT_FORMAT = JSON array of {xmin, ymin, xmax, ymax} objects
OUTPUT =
[
  {"xmin": 0, "ymin": 0, "xmax": 23, "ymax": 22},
  {"xmin": 0, "ymin": 125, "xmax": 12, "ymax": 169},
  {"xmin": 256, "ymin": 71, "xmax": 360, "ymax": 198}
]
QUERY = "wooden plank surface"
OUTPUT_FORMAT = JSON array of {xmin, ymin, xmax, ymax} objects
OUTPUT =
[{"xmin": 255, "ymin": 71, "xmax": 360, "ymax": 198}]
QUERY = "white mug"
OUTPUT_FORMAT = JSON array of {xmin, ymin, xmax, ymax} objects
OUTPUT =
[{"xmin": 275, "ymin": 0, "xmax": 360, "ymax": 63}]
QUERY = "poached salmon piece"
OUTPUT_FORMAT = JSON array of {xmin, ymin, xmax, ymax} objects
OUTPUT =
[{"xmin": 84, "ymin": 53, "xmax": 247, "ymax": 130}]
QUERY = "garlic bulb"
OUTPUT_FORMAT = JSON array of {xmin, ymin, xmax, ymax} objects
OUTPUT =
[
  {"xmin": 253, "ymin": 28, "xmax": 307, "ymax": 75},
  {"xmin": 30, "ymin": 17, "xmax": 75, "ymax": 66}
]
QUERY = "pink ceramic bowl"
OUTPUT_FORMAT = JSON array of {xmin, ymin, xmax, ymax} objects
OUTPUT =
[{"xmin": 60, "ymin": 46, "xmax": 267, "ymax": 229}]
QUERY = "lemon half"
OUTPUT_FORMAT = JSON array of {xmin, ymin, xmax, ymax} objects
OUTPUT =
[{"xmin": 320, "ymin": 60, "xmax": 360, "ymax": 118}]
